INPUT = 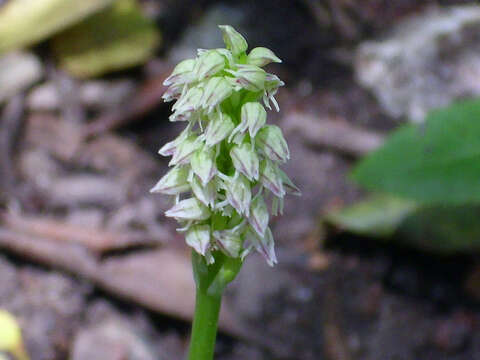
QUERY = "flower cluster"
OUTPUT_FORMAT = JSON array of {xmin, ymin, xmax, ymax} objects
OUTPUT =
[{"xmin": 151, "ymin": 25, "xmax": 300, "ymax": 266}]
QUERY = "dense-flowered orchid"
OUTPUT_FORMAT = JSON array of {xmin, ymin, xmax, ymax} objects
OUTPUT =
[{"xmin": 151, "ymin": 25, "xmax": 299, "ymax": 268}]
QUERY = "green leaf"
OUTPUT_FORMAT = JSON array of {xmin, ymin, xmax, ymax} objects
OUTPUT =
[
  {"xmin": 325, "ymin": 194, "xmax": 417, "ymax": 238},
  {"xmin": 352, "ymin": 99, "xmax": 480, "ymax": 204},
  {"xmin": 0, "ymin": 0, "xmax": 115, "ymax": 54},
  {"xmin": 326, "ymin": 194, "xmax": 480, "ymax": 254},
  {"xmin": 51, "ymin": 0, "xmax": 160, "ymax": 78}
]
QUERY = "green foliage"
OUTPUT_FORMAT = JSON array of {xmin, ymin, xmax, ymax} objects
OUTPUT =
[
  {"xmin": 326, "ymin": 194, "xmax": 480, "ymax": 253},
  {"xmin": 352, "ymin": 99, "xmax": 480, "ymax": 204},
  {"xmin": 328, "ymin": 98, "xmax": 480, "ymax": 253},
  {"xmin": 326, "ymin": 194, "xmax": 417, "ymax": 238},
  {"xmin": 52, "ymin": 0, "xmax": 160, "ymax": 78}
]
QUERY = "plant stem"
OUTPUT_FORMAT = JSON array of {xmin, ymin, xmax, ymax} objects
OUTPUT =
[
  {"xmin": 187, "ymin": 251, "xmax": 242, "ymax": 360},
  {"xmin": 187, "ymin": 287, "xmax": 222, "ymax": 360}
]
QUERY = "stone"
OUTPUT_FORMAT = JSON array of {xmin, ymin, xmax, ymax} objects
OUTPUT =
[
  {"xmin": 0, "ymin": 52, "xmax": 42, "ymax": 104},
  {"xmin": 27, "ymin": 80, "xmax": 135, "ymax": 111},
  {"xmin": 0, "ymin": 256, "xmax": 89, "ymax": 360},
  {"xmin": 356, "ymin": 5, "xmax": 480, "ymax": 122},
  {"xmin": 71, "ymin": 301, "xmax": 158, "ymax": 360}
]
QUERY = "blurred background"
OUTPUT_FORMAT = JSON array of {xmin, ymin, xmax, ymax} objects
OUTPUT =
[{"xmin": 1, "ymin": 0, "xmax": 480, "ymax": 359}]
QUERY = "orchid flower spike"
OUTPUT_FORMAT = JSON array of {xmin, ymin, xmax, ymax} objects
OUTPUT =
[{"xmin": 151, "ymin": 25, "xmax": 299, "ymax": 266}]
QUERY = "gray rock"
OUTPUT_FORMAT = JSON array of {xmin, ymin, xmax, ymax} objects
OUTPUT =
[
  {"xmin": 356, "ymin": 5, "xmax": 480, "ymax": 122},
  {"xmin": 48, "ymin": 174, "xmax": 126, "ymax": 208},
  {"xmin": 71, "ymin": 301, "xmax": 158, "ymax": 360},
  {"xmin": 0, "ymin": 256, "xmax": 89, "ymax": 360},
  {"xmin": 0, "ymin": 52, "xmax": 42, "ymax": 103},
  {"xmin": 27, "ymin": 80, "xmax": 135, "ymax": 111}
]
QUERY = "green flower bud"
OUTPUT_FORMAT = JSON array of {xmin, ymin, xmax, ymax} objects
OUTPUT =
[
  {"xmin": 278, "ymin": 168, "xmax": 301, "ymax": 196},
  {"xmin": 171, "ymin": 87, "xmax": 203, "ymax": 121},
  {"xmin": 150, "ymin": 166, "xmax": 190, "ymax": 195},
  {"xmin": 191, "ymin": 146, "xmax": 217, "ymax": 185},
  {"xmin": 271, "ymin": 196, "xmax": 284, "ymax": 216},
  {"xmin": 218, "ymin": 25, "xmax": 248, "ymax": 56},
  {"xmin": 245, "ymin": 227, "xmax": 277, "ymax": 266},
  {"xmin": 259, "ymin": 159, "xmax": 285, "ymax": 198},
  {"xmin": 162, "ymin": 83, "xmax": 184, "ymax": 102},
  {"xmin": 186, "ymin": 225, "xmax": 211, "ymax": 255},
  {"xmin": 247, "ymin": 47, "xmax": 282, "ymax": 67},
  {"xmin": 169, "ymin": 135, "xmax": 202, "ymax": 166},
  {"xmin": 191, "ymin": 176, "xmax": 216, "ymax": 207},
  {"xmin": 164, "ymin": 58, "xmax": 196, "ymax": 86},
  {"xmin": 265, "ymin": 73, "xmax": 284, "ymax": 91},
  {"xmin": 256, "ymin": 125, "xmax": 290, "ymax": 163},
  {"xmin": 213, "ymin": 229, "xmax": 243, "ymax": 257},
  {"xmin": 195, "ymin": 50, "xmax": 225, "ymax": 80},
  {"xmin": 215, "ymin": 48, "xmax": 235, "ymax": 67},
  {"xmin": 228, "ymin": 64, "xmax": 266, "ymax": 92},
  {"xmin": 165, "ymin": 198, "xmax": 210, "ymax": 220},
  {"xmin": 248, "ymin": 196, "xmax": 269, "ymax": 237},
  {"xmin": 230, "ymin": 143, "xmax": 259, "ymax": 180},
  {"xmin": 263, "ymin": 74, "xmax": 284, "ymax": 111},
  {"xmin": 223, "ymin": 173, "xmax": 251, "ymax": 216},
  {"xmin": 158, "ymin": 126, "xmax": 190, "ymax": 156},
  {"xmin": 201, "ymin": 77, "xmax": 233, "ymax": 112},
  {"xmin": 241, "ymin": 102, "xmax": 266, "ymax": 138},
  {"xmin": 204, "ymin": 112, "xmax": 235, "ymax": 147}
]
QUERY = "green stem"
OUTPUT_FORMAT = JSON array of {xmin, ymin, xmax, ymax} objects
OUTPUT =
[
  {"xmin": 187, "ymin": 287, "xmax": 222, "ymax": 360},
  {"xmin": 187, "ymin": 251, "xmax": 242, "ymax": 360}
]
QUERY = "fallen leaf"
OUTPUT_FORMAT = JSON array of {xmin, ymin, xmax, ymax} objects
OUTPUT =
[
  {"xmin": 52, "ymin": 0, "xmax": 160, "ymax": 78},
  {"xmin": 0, "ymin": 0, "xmax": 115, "ymax": 53}
]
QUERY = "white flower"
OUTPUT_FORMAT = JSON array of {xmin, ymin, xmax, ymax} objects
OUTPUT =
[
  {"xmin": 186, "ymin": 225, "xmax": 211, "ymax": 255},
  {"xmin": 150, "ymin": 166, "xmax": 190, "ymax": 195},
  {"xmin": 165, "ymin": 198, "xmax": 210, "ymax": 221},
  {"xmin": 241, "ymin": 102, "xmax": 266, "ymax": 138},
  {"xmin": 219, "ymin": 25, "xmax": 248, "ymax": 56},
  {"xmin": 223, "ymin": 173, "xmax": 252, "ymax": 216},
  {"xmin": 259, "ymin": 159, "xmax": 285, "ymax": 198},
  {"xmin": 164, "ymin": 58, "xmax": 196, "ymax": 86},
  {"xmin": 247, "ymin": 47, "xmax": 282, "ymax": 67},
  {"xmin": 248, "ymin": 196, "xmax": 269, "ymax": 237},
  {"xmin": 245, "ymin": 227, "xmax": 277, "ymax": 266},
  {"xmin": 213, "ymin": 229, "xmax": 243, "ymax": 257},
  {"xmin": 194, "ymin": 50, "xmax": 226, "ymax": 80},
  {"xmin": 255, "ymin": 125, "xmax": 290, "ymax": 163},
  {"xmin": 227, "ymin": 64, "xmax": 266, "ymax": 92},
  {"xmin": 204, "ymin": 112, "xmax": 235, "ymax": 147},
  {"xmin": 230, "ymin": 143, "xmax": 260, "ymax": 181},
  {"xmin": 191, "ymin": 145, "xmax": 217, "ymax": 185}
]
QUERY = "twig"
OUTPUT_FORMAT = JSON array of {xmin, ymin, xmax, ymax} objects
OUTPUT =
[
  {"xmin": 0, "ymin": 227, "xmax": 98, "ymax": 278},
  {"xmin": 2, "ymin": 212, "xmax": 166, "ymax": 253},
  {"xmin": 283, "ymin": 111, "xmax": 384, "ymax": 157},
  {"xmin": 0, "ymin": 95, "xmax": 24, "ymax": 202}
]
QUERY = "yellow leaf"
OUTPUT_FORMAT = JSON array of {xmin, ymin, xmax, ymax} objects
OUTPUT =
[
  {"xmin": 0, "ymin": 0, "xmax": 115, "ymax": 54},
  {"xmin": 51, "ymin": 0, "xmax": 160, "ymax": 78}
]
